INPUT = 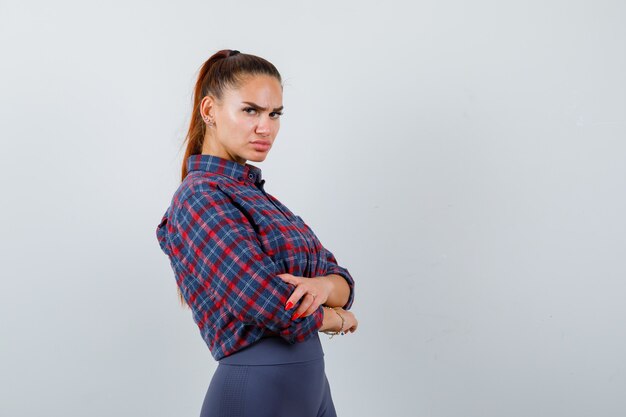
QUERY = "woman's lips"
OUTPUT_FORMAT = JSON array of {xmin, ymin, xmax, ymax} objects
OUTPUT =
[{"xmin": 251, "ymin": 141, "xmax": 271, "ymax": 151}]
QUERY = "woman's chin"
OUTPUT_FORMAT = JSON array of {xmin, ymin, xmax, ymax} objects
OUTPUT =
[{"xmin": 246, "ymin": 152, "xmax": 270, "ymax": 163}]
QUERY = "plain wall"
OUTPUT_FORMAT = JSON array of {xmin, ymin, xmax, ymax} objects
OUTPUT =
[{"xmin": 1, "ymin": 1, "xmax": 625, "ymax": 416}]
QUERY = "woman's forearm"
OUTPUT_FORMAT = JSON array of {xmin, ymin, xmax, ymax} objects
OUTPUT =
[{"xmin": 318, "ymin": 274, "xmax": 350, "ymax": 308}]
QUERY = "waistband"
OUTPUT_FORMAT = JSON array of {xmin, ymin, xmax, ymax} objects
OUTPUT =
[{"xmin": 218, "ymin": 332, "xmax": 324, "ymax": 365}]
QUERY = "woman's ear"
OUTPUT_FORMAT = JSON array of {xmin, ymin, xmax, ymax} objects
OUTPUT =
[{"xmin": 200, "ymin": 95, "xmax": 217, "ymax": 120}]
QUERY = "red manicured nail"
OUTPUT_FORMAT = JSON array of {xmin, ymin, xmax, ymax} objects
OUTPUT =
[
  {"xmin": 285, "ymin": 301, "xmax": 293, "ymax": 310},
  {"xmin": 291, "ymin": 312, "xmax": 300, "ymax": 320}
]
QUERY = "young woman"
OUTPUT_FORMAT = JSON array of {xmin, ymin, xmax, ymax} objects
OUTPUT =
[{"xmin": 156, "ymin": 49, "xmax": 358, "ymax": 417}]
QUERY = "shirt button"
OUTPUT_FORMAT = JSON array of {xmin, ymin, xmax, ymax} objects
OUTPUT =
[{"xmin": 248, "ymin": 173, "xmax": 254, "ymax": 179}]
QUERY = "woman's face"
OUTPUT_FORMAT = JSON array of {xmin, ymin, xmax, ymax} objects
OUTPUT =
[{"xmin": 201, "ymin": 74, "xmax": 283, "ymax": 165}]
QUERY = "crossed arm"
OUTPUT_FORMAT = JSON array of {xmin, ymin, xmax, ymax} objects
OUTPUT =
[
  {"xmin": 318, "ymin": 274, "xmax": 351, "ymax": 308},
  {"xmin": 280, "ymin": 246, "xmax": 355, "ymax": 321}
]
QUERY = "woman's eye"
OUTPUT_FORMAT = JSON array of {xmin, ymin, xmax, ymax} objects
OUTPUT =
[{"xmin": 243, "ymin": 107, "xmax": 282, "ymax": 118}]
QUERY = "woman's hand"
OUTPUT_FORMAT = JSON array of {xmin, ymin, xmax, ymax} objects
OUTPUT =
[
  {"xmin": 333, "ymin": 307, "xmax": 359, "ymax": 333},
  {"xmin": 277, "ymin": 273, "xmax": 332, "ymax": 320}
]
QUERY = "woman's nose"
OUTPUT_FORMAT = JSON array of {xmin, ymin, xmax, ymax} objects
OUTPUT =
[{"xmin": 256, "ymin": 116, "xmax": 272, "ymax": 135}]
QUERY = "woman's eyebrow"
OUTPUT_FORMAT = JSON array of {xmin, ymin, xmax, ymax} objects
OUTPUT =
[{"xmin": 242, "ymin": 101, "xmax": 284, "ymax": 112}]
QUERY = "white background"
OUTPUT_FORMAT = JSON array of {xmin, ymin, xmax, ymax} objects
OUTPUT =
[{"xmin": 1, "ymin": 1, "xmax": 625, "ymax": 416}]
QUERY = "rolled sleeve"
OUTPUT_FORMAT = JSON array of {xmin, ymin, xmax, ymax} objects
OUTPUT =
[
  {"xmin": 321, "ymin": 246, "xmax": 355, "ymax": 310},
  {"xmin": 294, "ymin": 214, "xmax": 356, "ymax": 311},
  {"xmin": 173, "ymin": 189, "xmax": 323, "ymax": 344}
]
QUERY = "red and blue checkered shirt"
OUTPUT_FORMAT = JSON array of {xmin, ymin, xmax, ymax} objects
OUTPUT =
[{"xmin": 156, "ymin": 154, "xmax": 355, "ymax": 361}]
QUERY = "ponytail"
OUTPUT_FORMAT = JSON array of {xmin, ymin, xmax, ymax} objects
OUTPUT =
[{"xmin": 180, "ymin": 49, "xmax": 230, "ymax": 182}]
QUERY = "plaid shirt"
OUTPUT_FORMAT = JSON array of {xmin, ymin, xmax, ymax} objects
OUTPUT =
[{"xmin": 156, "ymin": 154, "xmax": 355, "ymax": 361}]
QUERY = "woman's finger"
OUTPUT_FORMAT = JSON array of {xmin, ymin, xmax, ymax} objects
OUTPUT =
[
  {"xmin": 277, "ymin": 273, "xmax": 297, "ymax": 284},
  {"xmin": 299, "ymin": 297, "xmax": 321, "ymax": 318},
  {"xmin": 291, "ymin": 293, "xmax": 316, "ymax": 320},
  {"xmin": 284, "ymin": 283, "xmax": 307, "ymax": 311}
]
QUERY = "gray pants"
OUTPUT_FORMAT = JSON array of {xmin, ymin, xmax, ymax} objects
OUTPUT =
[{"xmin": 200, "ymin": 333, "xmax": 337, "ymax": 417}]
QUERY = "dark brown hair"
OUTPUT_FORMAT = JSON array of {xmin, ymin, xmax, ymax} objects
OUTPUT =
[{"xmin": 177, "ymin": 49, "xmax": 282, "ymax": 307}]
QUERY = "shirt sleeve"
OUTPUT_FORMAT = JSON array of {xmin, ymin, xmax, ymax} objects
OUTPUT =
[
  {"xmin": 320, "ymin": 245, "xmax": 356, "ymax": 310},
  {"xmin": 172, "ymin": 188, "xmax": 323, "ymax": 344},
  {"xmin": 294, "ymin": 214, "xmax": 356, "ymax": 310}
]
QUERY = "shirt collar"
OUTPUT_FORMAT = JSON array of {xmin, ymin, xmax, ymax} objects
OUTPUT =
[{"xmin": 186, "ymin": 154, "xmax": 264, "ymax": 186}]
